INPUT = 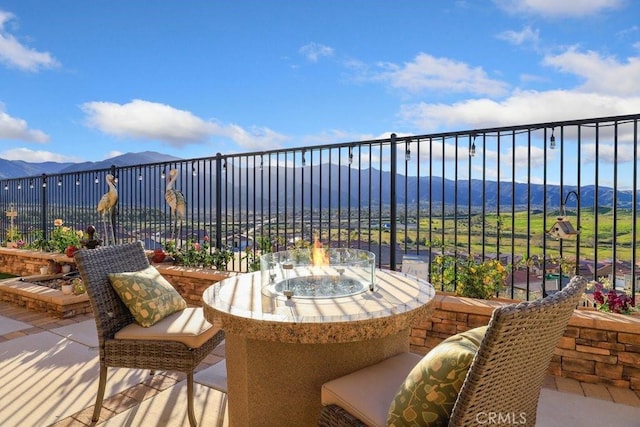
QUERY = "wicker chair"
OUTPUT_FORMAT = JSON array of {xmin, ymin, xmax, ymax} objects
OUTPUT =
[
  {"xmin": 74, "ymin": 241, "xmax": 225, "ymax": 427},
  {"xmin": 318, "ymin": 275, "xmax": 588, "ymax": 427}
]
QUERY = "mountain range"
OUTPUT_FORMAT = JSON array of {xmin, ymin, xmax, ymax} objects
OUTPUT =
[
  {"xmin": 0, "ymin": 151, "xmax": 633, "ymax": 209},
  {"xmin": 0, "ymin": 151, "xmax": 181, "ymax": 178}
]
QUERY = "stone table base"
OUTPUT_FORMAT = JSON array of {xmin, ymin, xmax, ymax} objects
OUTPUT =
[{"xmin": 225, "ymin": 329, "xmax": 410, "ymax": 427}]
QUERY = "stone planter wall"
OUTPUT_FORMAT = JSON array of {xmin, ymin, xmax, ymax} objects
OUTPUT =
[
  {"xmin": 0, "ymin": 247, "xmax": 75, "ymax": 276},
  {"xmin": 410, "ymin": 293, "xmax": 640, "ymax": 392},
  {"xmin": 0, "ymin": 248, "xmax": 235, "ymax": 310},
  {"xmin": 0, "ymin": 248, "xmax": 89, "ymax": 317},
  {"xmin": 152, "ymin": 264, "xmax": 237, "ymax": 304}
]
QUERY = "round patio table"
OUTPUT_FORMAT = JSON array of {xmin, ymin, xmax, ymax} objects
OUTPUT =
[{"xmin": 202, "ymin": 269, "xmax": 435, "ymax": 427}]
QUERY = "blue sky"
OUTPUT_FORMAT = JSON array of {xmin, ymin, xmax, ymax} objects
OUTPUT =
[{"xmin": 0, "ymin": 0, "xmax": 639, "ymax": 166}]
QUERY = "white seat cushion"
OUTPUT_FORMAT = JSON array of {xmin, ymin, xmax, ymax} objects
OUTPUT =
[
  {"xmin": 321, "ymin": 352, "xmax": 422, "ymax": 427},
  {"xmin": 115, "ymin": 307, "xmax": 220, "ymax": 348}
]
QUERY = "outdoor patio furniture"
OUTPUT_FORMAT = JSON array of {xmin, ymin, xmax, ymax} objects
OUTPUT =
[
  {"xmin": 75, "ymin": 241, "xmax": 225, "ymax": 427},
  {"xmin": 318, "ymin": 275, "xmax": 588, "ymax": 427}
]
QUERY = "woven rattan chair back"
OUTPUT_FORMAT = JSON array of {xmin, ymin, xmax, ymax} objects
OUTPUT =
[
  {"xmin": 317, "ymin": 275, "xmax": 588, "ymax": 427},
  {"xmin": 448, "ymin": 275, "xmax": 588, "ymax": 426},
  {"xmin": 75, "ymin": 241, "xmax": 148, "ymax": 354},
  {"xmin": 75, "ymin": 240, "xmax": 224, "ymax": 426}
]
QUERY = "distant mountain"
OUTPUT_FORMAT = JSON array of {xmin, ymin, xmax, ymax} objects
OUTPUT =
[
  {"xmin": 0, "ymin": 158, "xmax": 76, "ymax": 179},
  {"xmin": 1, "ymin": 151, "xmax": 635, "ymax": 209},
  {"xmin": 0, "ymin": 151, "xmax": 182, "ymax": 178},
  {"xmin": 171, "ymin": 163, "xmax": 635, "ymax": 211}
]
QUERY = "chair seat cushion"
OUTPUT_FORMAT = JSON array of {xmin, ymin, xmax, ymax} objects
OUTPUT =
[
  {"xmin": 321, "ymin": 352, "xmax": 424, "ymax": 427},
  {"xmin": 114, "ymin": 307, "xmax": 220, "ymax": 348},
  {"xmin": 108, "ymin": 265, "xmax": 187, "ymax": 327},
  {"xmin": 387, "ymin": 326, "xmax": 487, "ymax": 426}
]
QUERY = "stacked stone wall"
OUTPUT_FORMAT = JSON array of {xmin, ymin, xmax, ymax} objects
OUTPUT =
[{"xmin": 410, "ymin": 294, "xmax": 640, "ymax": 392}]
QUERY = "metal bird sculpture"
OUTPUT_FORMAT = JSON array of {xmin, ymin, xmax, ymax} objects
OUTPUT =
[
  {"xmin": 165, "ymin": 169, "xmax": 186, "ymax": 240},
  {"xmin": 97, "ymin": 174, "xmax": 118, "ymax": 245}
]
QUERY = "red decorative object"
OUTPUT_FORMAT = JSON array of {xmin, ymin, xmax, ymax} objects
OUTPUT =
[
  {"xmin": 152, "ymin": 248, "xmax": 166, "ymax": 263},
  {"xmin": 66, "ymin": 245, "xmax": 79, "ymax": 258},
  {"xmin": 49, "ymin": 261, "xmax": 62, "ymax": 274}
]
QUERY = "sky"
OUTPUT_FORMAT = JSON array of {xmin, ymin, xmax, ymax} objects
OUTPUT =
[{"xmin": 0, "ymin": 0, "xmax": 639, "ymax": 165}]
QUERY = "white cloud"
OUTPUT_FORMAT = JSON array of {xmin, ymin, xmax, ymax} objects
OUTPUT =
[
  {"xmin": 496, "ymin": 26, "xmax": 540, "ymax": 46},
  {"xmin": 302, "ymin": 129, "xmax": 378, "ymax": 146},
  {"xmin": 0, "ymin": 147, "xmax": 80, "ymax": 162},
  {"xmin": 511, "ymin": 144, "xmax": 547, "ymax": 169},
  {"xmin": 0, "ymin": 108, "xmax": 49, "ymax": 142},
  {"xmin": 373, "ymin": 53, "xmax": 509, "ymax": 97},
  {"xmin": 0, "ymin": 10, "xmax": 59, "ymax": 71},
  {"xmin": 104, "ymin": 150, "xmax": 123, "ymax": 160},
  {"xmin": 399, "ymin": 90, "xmax": 640, "ymax": 131},
  {"xmin": 494, "ymin": 0, "xmax": 623, "ymax": 17},
  {"xmin": 520, "ymin": 73, "xmax": 547, "ymax": 83},
  {"xmin": 81, "ymin": 99, "xmax": 288, "ymax": 150},
  {"xmin": 218, "ymin": 123, "xmax": 289, "ymax": 151},
  {"xmin": 299, "ymin": 42, "xmax": 334, "ymax": 62},
  {"xmin": 581, "ymin": 141, "xmax": 636, "ymax": 164},
  {"xmin": 543, "ymin": 48, "xmax": 640, "ymax": 96},
  {"xmin": 82, "ymin": 99, "xmax": 217, "ymax": 145}
]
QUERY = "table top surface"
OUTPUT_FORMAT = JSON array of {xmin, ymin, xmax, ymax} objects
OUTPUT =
[{"xmin": 202, "ymin": 269, "xmax": 434, "ymax": 325}]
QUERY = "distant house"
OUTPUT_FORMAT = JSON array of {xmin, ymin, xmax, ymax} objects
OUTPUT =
[{"xmin": 596, "ymin": 259, "xmax": 640, "ymax": 291}]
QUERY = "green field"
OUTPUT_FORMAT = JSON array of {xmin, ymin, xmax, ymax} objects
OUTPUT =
[{"xmin": 332, "ymin": 207, "xmax": 638, "ymax": 264}]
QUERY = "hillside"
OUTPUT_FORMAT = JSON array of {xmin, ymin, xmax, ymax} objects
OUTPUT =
[{"xmin": 0, "ymin": 151, "xmax": 181, "ymax": 179}]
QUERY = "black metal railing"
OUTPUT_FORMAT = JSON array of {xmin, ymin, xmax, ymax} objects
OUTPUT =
[{"xmin": 2, "ymin": 114, "xmax": 639, "ymax": 302}]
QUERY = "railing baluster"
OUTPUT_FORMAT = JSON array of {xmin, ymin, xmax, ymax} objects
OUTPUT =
[{"xmin": 1, "ymin": 114, "xmax": 639, "ymax": 302}]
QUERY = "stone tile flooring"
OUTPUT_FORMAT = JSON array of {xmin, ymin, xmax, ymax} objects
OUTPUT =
[
  {"xmin": 542, "ymin": 371, "xmax": 640, "ymax": 407},
  {"xmin": 0, "ymin": 302, "xmax": 225, "ymax": 426},
  {"xmin": 1, "ymin": 301, "xmax": 638, "ymax": 426}
]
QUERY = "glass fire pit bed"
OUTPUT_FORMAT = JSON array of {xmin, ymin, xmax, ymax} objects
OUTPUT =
[{"xmin": 208, "ymin": 248, "xmax": 433, "ymax": 328}]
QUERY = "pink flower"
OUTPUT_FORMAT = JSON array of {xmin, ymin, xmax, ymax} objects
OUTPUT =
[
  {"xmin": 193, "ymin": 243, "xmax": 201, "ymax": 251},
  {"xmin": 592, "ymin": 280, "xmax": 635, "ymax": 314},
  {"xmin": 593, "ymin": 289, "xmax": 605, "ymax": 305}
]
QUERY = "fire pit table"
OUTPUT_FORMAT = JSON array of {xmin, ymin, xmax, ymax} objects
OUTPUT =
[{"xmin": 202, "ymin": 248, "xmax": 435, "ymax": 427}]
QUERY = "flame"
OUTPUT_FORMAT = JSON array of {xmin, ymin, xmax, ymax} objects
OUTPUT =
[{"xmin": 311, "ymin": 236, "xmax": 329, "ymax": 267}]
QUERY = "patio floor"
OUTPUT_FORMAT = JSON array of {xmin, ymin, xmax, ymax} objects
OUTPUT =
[{"xmin": 0, "ymin": 301, "xmax": 638, "ymax": 426}]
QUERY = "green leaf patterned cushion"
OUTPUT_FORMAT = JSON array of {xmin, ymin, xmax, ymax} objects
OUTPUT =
[
  {"xmin": 108, "ymin": 265, "xmax": 187, "ymax": 327},
  {"xmin": 387, "ymin": 326, "xmax": 487, "ymax": 426}
]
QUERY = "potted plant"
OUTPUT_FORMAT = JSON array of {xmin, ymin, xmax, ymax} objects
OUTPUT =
[
  {"xmin": 212, "ymin": 246, "xmax": 234, "ymax": 270},
  {"xmin": 72, "ymin": 277, "xmax": 85, "ymax": 294},
  {"xmin": 589, "ymin": 278, "xmax": 636, "ymax": 314},
  {"xmin": 152, "ymin": 248, "xmax": 166, "ymax": 263},
  {"xmin": 165, "ymin": 237, "xmax": 234, "ymax": 270},
  {"xmin": 49, "ymin": 219, "xmax": 83, "ymax": 254},
  {"xmin": 48, "ymin": 261, "xmax": 62, "ymax": 274},
  {"xmin": 429, "ymin": 254, "xmax": 508, "ymax": 300},
  {"xmin": 242, "ymin": 236, "xmax": 275, "ymax": 272},
  {"xmin": 65, "ymin": 245, "xmax": 79, "ymax": 257},
  {"xmin": 5, "ymin": 227, "xmax": 21, "ymax": 248},
  {"xmin": 61, "ymin": 282, "xmax": 73, "ymax": 295},
  {"xmin": 29, "ymin": 230, "xmax": 52, "ymax": 252}
]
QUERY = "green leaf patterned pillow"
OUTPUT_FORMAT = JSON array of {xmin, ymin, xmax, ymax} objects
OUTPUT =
[
  {"xmin": 387, "ymin": 326, "xmax": 487, "ymax": 426},
  {"xmin": 108, "ymin": 265, "xmax": 187, "ymax": 327}
]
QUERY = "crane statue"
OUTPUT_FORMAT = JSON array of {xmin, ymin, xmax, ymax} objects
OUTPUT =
[
  {"xmin": 165, "ymin": 169, "xmax": 186, "ymax": 241},
  {"xmin": 97, "ymin": 174, "xmax": 118, "ymax": 245}
]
